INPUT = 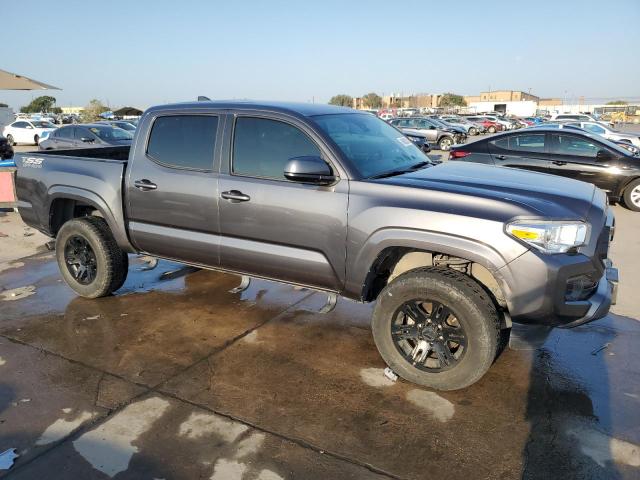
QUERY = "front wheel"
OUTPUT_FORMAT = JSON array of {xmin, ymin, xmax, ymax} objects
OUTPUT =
[
  {"xmin": 34, "ymin": 134, "xmax": 40, "ymax": 145},
  {"xmin": 372, "ymin": 267, "xmax": 500, "ymax": 390},
  {"xmin": 55, "ymin": 217, "xmax": 129, "ymax": 298},
  {"xmin": 438, "ymin": 137, "xmax": 453, "ymax": 151},
  {"xmin": 488, "ymin": 126, "xmax": 496, "ymax": 133},
  {"xmin": 469, "ymin": 127, "xmax": 478, "ymax": 136},
  {"xmin": 623, "ymin": 178, "xmax": 640, "ymax": 212},
  {"xmin": 6, "ymin": 134, "xmax": 14, "ymax": 146}
]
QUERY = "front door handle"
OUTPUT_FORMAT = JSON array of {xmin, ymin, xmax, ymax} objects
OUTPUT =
[
  {"xmin": 552, "ymin": 161, "xmax": 567, "ymax": 166},
  {"xmin": 494, "ymin": 155, "xmax": 506, "ymax": 160},
  {"xmin": 221, "ymin": 190, "xmax": 251, "ymax": 202},
  {"xmin": 134, "ymin": 179, "xmax": 158, "ymax": 191}
]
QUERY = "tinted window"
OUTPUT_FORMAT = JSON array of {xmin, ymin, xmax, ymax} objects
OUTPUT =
[
  {"xmin": 147, "ymin": 115, "xmax": 218, "ymax": 170},
  {"xmin": 583, "ymin": 123, "xmax": 606, "ymax": 134},
  {"xmin": 57, "ymin": 127, "xmax": 73, "ymax": 139},
  {"xmin": 491, "ymin": 133, "xmax": 545, "ymax": 153},
  {"xmin": 551, "ymin": 134, "xmax": 600, "ymax": 157},
  {"xmin": 75, "ymin": 127, "xmax": 93, "ymax": 140},
  {"xmin": 12, "ymin": 121, "xmax": 29, "ymax": 128},
  {"xmin": 233, "ymin": 117, "xmax": 320, "ymax": 180}
]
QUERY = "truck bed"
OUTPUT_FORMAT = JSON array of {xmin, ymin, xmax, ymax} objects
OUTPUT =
[
  {"xmin": 14, "ymin": 146, "xmax": 132, "ymax": 250},
  {"xmin": 34, "ymin": 145, "xmax": 130, "ymax": 162}
]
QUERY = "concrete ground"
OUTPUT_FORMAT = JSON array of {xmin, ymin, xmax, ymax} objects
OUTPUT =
[{"xmin": 1, "ymin": 137, "xmax": 639, "ymax": 479}]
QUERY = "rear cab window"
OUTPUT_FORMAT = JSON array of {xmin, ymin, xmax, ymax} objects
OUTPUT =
[{"xmin": 147, "ymin": 115, "xmax": 218, "ymax": 170}]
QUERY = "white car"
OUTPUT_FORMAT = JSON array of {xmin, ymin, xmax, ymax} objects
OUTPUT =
[
  {"xmin": 2, "ymin": 119, "xmax": 57, "ymax": 145},
  {"xmin": 566, "ymin": 121, "xmax": 640, "ymax": 147}
]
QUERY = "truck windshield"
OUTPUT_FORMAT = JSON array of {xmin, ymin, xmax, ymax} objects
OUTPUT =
[{"xmin": 311, "ymin": 113, "xmax": 428, "ymax": 178}]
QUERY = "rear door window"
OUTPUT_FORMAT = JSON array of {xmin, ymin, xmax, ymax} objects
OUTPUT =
[
  {"xmin": 57, "ymin": 127, "xmax": 73, "ymax": 139},
  {"xmin": 232, "ymin": 117, "xmax": 321, "ymax": 180},
  {"xmin": 147, "ymin": 115, "xmax": 218, "ymax": 170},
  {"xmin": 490, "ymin": 133, "xmax": 545, "ymax": 153}
]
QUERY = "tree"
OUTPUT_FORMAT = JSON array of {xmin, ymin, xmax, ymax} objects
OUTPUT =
[
  {"xmin": 328, "ymin": 94, "xmax": 353, "ymax": 107},
  {"xmin": 606, "ymin": 100, "xmax": 627, "ymax": 105},
  {"xmin": 362, "ymin": 92, "xmax": 382, "ymax": 109},
  {"xmin": 20, "ymin": 95, "xmax": 58, "ymax": 113},
  {"xmin": 438, "ymin": 93, "xmax": 467, "ymax": 108},
  {"xmin": 81, "ymin": 99, "xmax": 109, "ymax": 122}
]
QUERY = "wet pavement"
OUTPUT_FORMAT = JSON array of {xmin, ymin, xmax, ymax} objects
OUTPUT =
[{"xmin": 0, "ymin": 254, "xmax": 639, "ymax": 479}]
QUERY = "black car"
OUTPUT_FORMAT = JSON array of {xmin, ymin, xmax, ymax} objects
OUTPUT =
[
  {"xmin": 0, "ymin": 135, "xmax": 13, "ymax": 160},
  {"xmin": 402, "ymin": 131, "xmax": 432, "ymax": 154},
  {"xmin": 449, "ymin": 127, "xmax": 640, "ymax": 211}
]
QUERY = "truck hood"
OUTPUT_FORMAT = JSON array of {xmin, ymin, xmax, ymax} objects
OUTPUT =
[{"xmin": 373, "ymin": 161, "xmax": 596, "ymax": 220}]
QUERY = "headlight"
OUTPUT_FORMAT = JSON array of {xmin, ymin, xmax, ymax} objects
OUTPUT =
[
  {"xmin": 506, "ymin": 221, "xmax": 588, "ymax": 253},
  {"xmin": 406, "ymin": 136, "xmax": 421, "ymax": 143}
]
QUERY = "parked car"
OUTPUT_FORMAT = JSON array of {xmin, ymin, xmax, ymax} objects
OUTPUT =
[
  {"xmin": 3, "ymin": 119, "xmax": 57, "ymax": 145},
  {"xmin": 379, "ymin": 112, "xmax": 394, "ymax": 121},
  {"xmin": 95, "ymin": 120, "xmax": 138, "ymax": 132},
  {"xmin": 564, "ymin": 121, "xmax": 640, "ymax": 147},
  {"xmin": 615, "ymin": 141, "xmax": 640, "ymax": 156},
  {"xmin": 482, "ymin": 115, "xmax": 515, "ymax": 130},
  {"xmin": 449, "ymin": 127, "xmax": 640, "ymax": 211},
  {"xmin": 425, "ymin": 116, "xmax": 468, "ymax": 135},
  {"xmin": 389, "ymin": 117, "xmax": 466, "ymax": 150},
  {"xmin": 465, "ymin": 116, "xmax": 504, "ymax": 134},
  {"xmin": 551, "ymin": 113, "xmax": 614, "ymax": 128},
  {"xmin": 401, "ymin": 130, "xmax": 432, "ymax": 154},
  {"xmin": 0, "ymin": 135, "xmax": 13, "ymax": 159},
  {"xmin": 439, "ymin": 116, "xmax": 484, "ymax": 135},
  {"xmin": 15, "ymin": 101, "xmax": 618, "ymax": 391},
  {"xmin": 524, "ymin": 117, "xmax": 545, "ymax": 125},
  {"xmin": 39, "ymin": 124, "xmax": 133, "ymax": 150}
]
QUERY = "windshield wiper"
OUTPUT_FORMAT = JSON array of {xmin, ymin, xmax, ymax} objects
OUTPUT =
[{"xmin": 368, "ymin": 161, "xmax": 431, "ymax": 179}]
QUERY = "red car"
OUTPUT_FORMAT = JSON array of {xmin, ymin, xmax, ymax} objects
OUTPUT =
[{"xmin": 465, "ymin": 116, "xmax": 504, "ymax": 134}]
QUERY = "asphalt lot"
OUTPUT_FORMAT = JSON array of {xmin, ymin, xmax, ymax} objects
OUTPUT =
[{"xmin": 1, "ymin": 131, "xmax": 640, "ymax": 479}]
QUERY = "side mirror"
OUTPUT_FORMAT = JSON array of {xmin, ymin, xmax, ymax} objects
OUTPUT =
[
  {"xmin": 284, "ymin": 156, "xmax": 335, "ymax": 185},
  {"xmin": 596, "ymin": 149, "xmax": 613, "ymax": 162},
  {"xmin": 429, "ymin": 125, "xmax": 436, "ymax": 130}
]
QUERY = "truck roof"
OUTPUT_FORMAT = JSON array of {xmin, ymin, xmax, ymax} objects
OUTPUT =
[{"xmin": 146, "ymin": 100, "xmax": 358, "ymax": 117}]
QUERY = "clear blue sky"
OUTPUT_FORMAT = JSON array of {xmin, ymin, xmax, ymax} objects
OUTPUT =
[{"xmin": 3, "ymin": 0, "xmax": 639, "ymax": 111}]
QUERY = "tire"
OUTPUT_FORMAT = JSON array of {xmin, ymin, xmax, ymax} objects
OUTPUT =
[
  {"xmin": 469, "ymin": 127, "xmax": 478, "ymax": 136},
  {"xmin": 34, "ymin": 134, "xmax": 39, "ymax": 145},
  {"xmin": 55, "ymin": 216, "xmax": 129, "ymax": 298},
  {"xmin": 488, "ymin": 126, "xmax": 496, "ymax": 133},
  {"xmin": 6, "ymin": 134, "xmax": 14, "ymax": 146},
  {"xmin": 623, "ymin": 178, "xmax": 640, "ymax": 212},
  {"xmin": 371, "ymin": 267, "xmax": 500, "ymax": 391},
  {"xmin": 438, "ymin": 136, "xmax": 453, "ymax": 151}
]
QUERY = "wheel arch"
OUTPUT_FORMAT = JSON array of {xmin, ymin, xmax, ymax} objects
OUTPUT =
[{"xmin": 47, "ymin": 187, "xmax": 135, "ymax": 252}]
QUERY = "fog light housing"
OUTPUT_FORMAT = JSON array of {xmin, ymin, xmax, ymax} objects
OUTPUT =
[{"xmin": 565, "ymin": 274, "xmax": 598, "ymax": 301}]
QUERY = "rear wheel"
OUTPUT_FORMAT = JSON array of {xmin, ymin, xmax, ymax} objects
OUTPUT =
[
  {"xmin": 469, "ymin": 127, "xmax": 478, "ymax": 136},
  {"xmin": 34, "ymin": 134, "xmax": 39, "ymax": 145},
  {"xmin": 6, "ymin": 134, "xmax": 14, "ymax": 146},
  {"xmin": 372, "ymin": 267, "xmax": 500, "ymax": 390},
  {"xmin": 623, "ymin": 178, "xmax": 640, "ymax": 212},
  {"xmin": 55, "ymin": 217, "xmax": 129, "ymax": 298},
  {"xmin": 488, "ymin": 126, "xmax": 496, "ymax": 133},
  {"xmin": 438, "ymin": 136, "xmax": 453, "ymax": 151}
]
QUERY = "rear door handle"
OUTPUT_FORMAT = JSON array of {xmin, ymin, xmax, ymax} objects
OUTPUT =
[
  {"xmin": 221, "ymin": 190, "xmax": 251, "ymax": 202},
  {"xmin": 552, "ymin": 161, "xmax": 567, "ymax": 166},
  {"xmin": 494, "ymin": 155, "xmax": 506, "ymax": 160},
  {"xmin": 134, "ymin": 179, "xmax": 158, "ymax": 191}
]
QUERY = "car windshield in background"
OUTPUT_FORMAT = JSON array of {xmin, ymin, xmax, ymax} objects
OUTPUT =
[
  {"xmin": 32, "ymin": 121, "xmax": 55, "ymax": 128},
  {"xmin": 115, "ymin": 122, "xmax": 136, "ymax": 131},
  {"xmin": 89, "ymin": 126, "xmax": 133, "ymax": 140},
  {"xmin": 312, "ymin": 113, "xmax": 429, "ymax": 178}
]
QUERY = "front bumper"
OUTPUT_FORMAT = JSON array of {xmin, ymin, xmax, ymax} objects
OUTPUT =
[{"xmin": 559, "ymin": 260, "xmax": 618, "ymax": 328}]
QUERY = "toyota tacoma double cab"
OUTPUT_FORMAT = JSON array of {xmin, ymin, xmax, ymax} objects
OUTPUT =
[{"xmin": 14, "ymin": 101, "xmax": 618, "ymax": 390}]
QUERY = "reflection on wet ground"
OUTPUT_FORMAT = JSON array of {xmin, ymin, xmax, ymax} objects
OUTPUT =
[{"xmin": 0, "ymin": 253, "xmax": 638, "ymax": 479}]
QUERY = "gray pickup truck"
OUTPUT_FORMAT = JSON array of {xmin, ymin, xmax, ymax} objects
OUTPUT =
[{"xmin": 14, "ymin": 101, "xmax": 619, "ymax": 390}]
